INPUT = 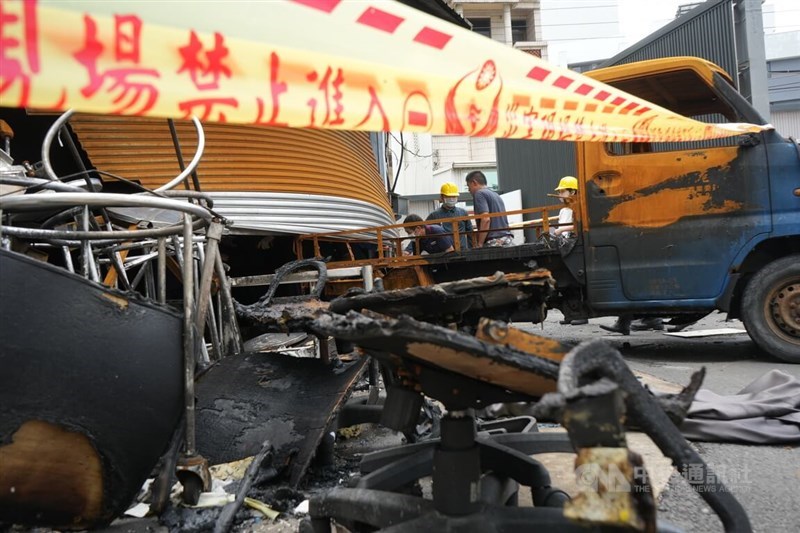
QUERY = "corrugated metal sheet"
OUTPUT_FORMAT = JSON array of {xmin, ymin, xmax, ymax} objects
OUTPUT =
[
  {"xmin": 598, "ymin": 0, "xmax": 737, "ymax": 87},
  {"xmin": 496, "ymin": 139, "xmax": 576, "ymax": 242},
  {"xmin": 69, "ymin": 115, "xmax": 394, "ymax": 234},
  {"xmin": 772, "ymin": 111, "xmax": 800, "ymax": 139},
  {"xmin": 211, "ymin": 192, "xmax": 396, "ymax": 235}
]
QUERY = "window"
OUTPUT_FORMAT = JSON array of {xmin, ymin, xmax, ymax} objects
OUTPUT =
[
  {"xmin": 605, "ymin": 113, "xmax": 742, "ymax": 155},
  {"xmin": 470, "ymin": 18, "xmax": 491, "ymax": 38},
  {"xmin": 601, "ymin": 69, "xmax": 746, "ymax": 155},
  {"xmin": 484, "ymin": 169, "xmax": 499, "ymax": 190},
  {"xmin": 460, "ymin": 168, "xmax": 499, "ymax": 191},
  {"xmin": 511, "ymin": 19, "xmax": 528, "ymax": 43}
]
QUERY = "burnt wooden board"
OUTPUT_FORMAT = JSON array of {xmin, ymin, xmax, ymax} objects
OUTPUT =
[{"xmin": 194, "ymin": 350, "xmax": 367, "ymax": 486}]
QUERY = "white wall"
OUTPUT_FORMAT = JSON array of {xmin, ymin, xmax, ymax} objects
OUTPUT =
[
  {"xmin": 470, "ymin": 137, "xmax": 497, "ymax": 161},
  {"xmin": 772, "ymin": 110, "xmax": 800, "ymax": 138},
  {"xmin": 386, "ymin": 133, "xmax": 436, "ymax": 196},
  {"xmin": 539, "ymin": 0, "xmax": 622, "ymax": 66},
  {"xmin": 501, "ymin": 190, "xmax": 525, "ymax": 244},
  {"xmin": 433, "ymin": 135, "xmax": 471, "ymax": 169},
  {"xmin": 490, "ymin": 15, "xmax": 506, "ymax": 42},
  {"xmin": 765, "ymin": 30, "xmax": 800, "ymax": 59}
]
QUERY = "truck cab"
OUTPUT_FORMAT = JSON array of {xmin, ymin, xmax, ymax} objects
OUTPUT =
[{"xmin": 568, "ymin": 57, "xmax": 800, "ymax": 361}]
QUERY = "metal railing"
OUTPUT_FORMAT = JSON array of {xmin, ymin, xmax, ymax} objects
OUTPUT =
[{"xmin": 294, "ymin": 203, "xmax": 568, "ymax": 270}]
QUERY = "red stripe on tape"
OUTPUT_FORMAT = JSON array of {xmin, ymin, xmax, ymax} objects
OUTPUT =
[
  {"xmin": 594, "ymin": 90, "xmax": 610, "ymax": 102},
  {"xmin": 526, "ymin": 66, "xmax": 550, "ymax": 82},
  {"xmin": 575, "ymin": 83, "xmax": 593, "ymax": 95},
  {"xmin": 611, "ymin": 96, "xmax": 626, "ymax": 106},
  {"xmin": 634, "ymin": 106, "xmax": 651, "ymax": 116},
  {"xmin": 414, "ymin": 27, "xmax": 452, "ymax": 49},
  {"xmin": 553, "ymin": 75, "xmax": 574, "ymax": 89},
  {"xmin": 620, "ymin": 102, "xmax": 638, "ymax": 114},
  {"xmin": 291, "ymin": 0, "xmax": 341, "ymax": 13},
  {"xmin": 407, "ymin": 111, "xmax": 428, "ymax": 127},
  {"xmin": 357, "ymin": 7, "xmax": 404, "ymax": 33}
]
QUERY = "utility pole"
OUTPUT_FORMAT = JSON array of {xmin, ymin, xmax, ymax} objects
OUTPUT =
[{"xmin": 734, "ymin": 0, "xmax": 770, "ymax": 120}]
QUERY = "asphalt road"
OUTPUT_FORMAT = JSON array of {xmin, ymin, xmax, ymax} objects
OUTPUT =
[{"xmin": 529, "ymin": 311, "xmax": 800, "ymax": 533}]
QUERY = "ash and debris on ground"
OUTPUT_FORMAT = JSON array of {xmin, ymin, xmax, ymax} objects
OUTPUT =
[
  {"xmin": 86, "ymin": 426, "xmax": 380, "ymax": 533},
  {"xmin": 149, "ymin": 421, "xmax": 385, "ymax": 532}
]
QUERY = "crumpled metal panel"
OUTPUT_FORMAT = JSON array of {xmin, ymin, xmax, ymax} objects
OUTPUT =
[
  {"xmin": 69, "ymin": 115, "xmax": 393, "ymax": 235},
  {"xmin": 0, "ymin": 249, "xmax": 183, "ymax": 529}
]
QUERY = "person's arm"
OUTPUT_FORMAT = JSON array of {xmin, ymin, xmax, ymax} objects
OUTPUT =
[
  {"xmin": 555, "ymin": 224, "xmax": 574, "ymax": 236},
  {"xmin": 477, "ymin": 217, "xmax": 491, "ymax": 246},
  {"xmin": 442, "ymin": 231, "xmax": 455, "ymax": 253},
  {"xmin": 426, "ymin": 226, "xmax": 454, "ymax": 254},
  {"xmin": 554, "ymin": 207, "xmax": 574, "ymax": 236},
  {"xmin": 473, "ymin": 191, "xmax": 491, "ymax": 247}
]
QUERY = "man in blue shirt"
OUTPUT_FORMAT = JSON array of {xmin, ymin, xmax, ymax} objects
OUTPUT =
[
  {"xmin": 426, "ymin": 182, "xmax": 473, "ymax": 251},
  {"xmin": 403, "ymin": 214, "xmax": 455, "ymax": 255},
  {"xmin": 466, "ymin": 170, "xmax": 513, "ymax": 247}
]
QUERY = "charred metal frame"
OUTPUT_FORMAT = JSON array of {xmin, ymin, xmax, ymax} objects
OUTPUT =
[
  {"xmin": 0, "ymin": 110, "xmax": 244, "ymax": 523},
  {"xmin": 540, "ymin": 340, "xmax": 751, "ymax": 533},
  {"xmin": 236, "ymin": 267, "xmax": 556, "ymax": 336},
  {"xmin": 287, "ymin": 311, "xmax": 752, "ymax": 533}
]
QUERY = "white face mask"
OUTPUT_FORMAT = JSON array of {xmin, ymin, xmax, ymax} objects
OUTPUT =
[{"xmin": 443, "ymin": 197, "xmax": 458, "ymax": 208}]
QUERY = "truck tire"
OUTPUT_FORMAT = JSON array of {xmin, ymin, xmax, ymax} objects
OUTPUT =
[{"xmin": 741, "ymin": 255, "xmax": 800, "ymax": 363}]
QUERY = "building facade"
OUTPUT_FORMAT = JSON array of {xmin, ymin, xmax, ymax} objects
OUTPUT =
[
  {"xmin": 389, "ymin": 1, "xmax": 546, "ymax": 216},
  {"xmin": 766, "ymin": 31, "xmax": 800, "ymax": 138}
]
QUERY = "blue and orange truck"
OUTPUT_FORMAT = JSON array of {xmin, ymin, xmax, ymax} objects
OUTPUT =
[
  {"xmin": 299, "ymin": 57, "xmax": 800, "ymax": 363},
  {"xmin": 549, "ymin": 57, "xmax": 800, "ymax": 363}
]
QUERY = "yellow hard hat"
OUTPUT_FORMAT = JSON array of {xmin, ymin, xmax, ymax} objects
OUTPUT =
[
  {"xmin": 555, "ymin": 176, "xmax": 578, "ymax": 191},
  {"xmin": 440, "ymin": 182, "xmax": 460, "ymax": 196}
]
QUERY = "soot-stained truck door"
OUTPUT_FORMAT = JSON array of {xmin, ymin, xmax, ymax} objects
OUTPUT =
[{"xmin": 579, "ymin": 58, "xmax": 772, "ymax": 310}]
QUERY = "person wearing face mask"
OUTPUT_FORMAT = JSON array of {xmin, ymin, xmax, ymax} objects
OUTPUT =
[{"xmin": 425, "ymin": 182, "xmax": 474, "ymax": 251}]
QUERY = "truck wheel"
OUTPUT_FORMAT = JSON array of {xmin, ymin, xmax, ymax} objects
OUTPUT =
[{"xmin": 741, "ymin": 255, "xmax": 800, "ymax": 363}]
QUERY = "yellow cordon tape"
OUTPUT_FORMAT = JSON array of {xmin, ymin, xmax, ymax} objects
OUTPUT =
[{"xmin": 1, "ymin": 0, "xmax": 765, "ymax": 142}]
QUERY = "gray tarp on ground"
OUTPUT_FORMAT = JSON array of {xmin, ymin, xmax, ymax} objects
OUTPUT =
[{"xmin": 680, "ymin": 370, "xmax": 800, "ymax": 444}]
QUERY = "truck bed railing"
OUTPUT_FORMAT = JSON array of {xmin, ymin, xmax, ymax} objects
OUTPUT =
[{"xmin": 294, "ymin": 203, "xmax": 566, "ymax": 270}]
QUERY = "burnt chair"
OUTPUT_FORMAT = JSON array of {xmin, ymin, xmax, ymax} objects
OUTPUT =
[
  {"xmin": 299, "ymin": 316, "xmax": 634, "ymax": 532},
  {"xmin": 301, "ymin": 312, "xmax": 752, "ymax": 533},
  {"xmin": 305, "ymin": 373, "xmax": 578, "ymax": 531}
]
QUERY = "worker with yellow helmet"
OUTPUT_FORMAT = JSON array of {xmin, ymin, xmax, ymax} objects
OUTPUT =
[
  {"xmin": 425, "ymin": 182, "xmax": 474, "ymax": 250},
  {"xmin": 552, "ymin": 176, "xmax": 578, "ymax": 238}
]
